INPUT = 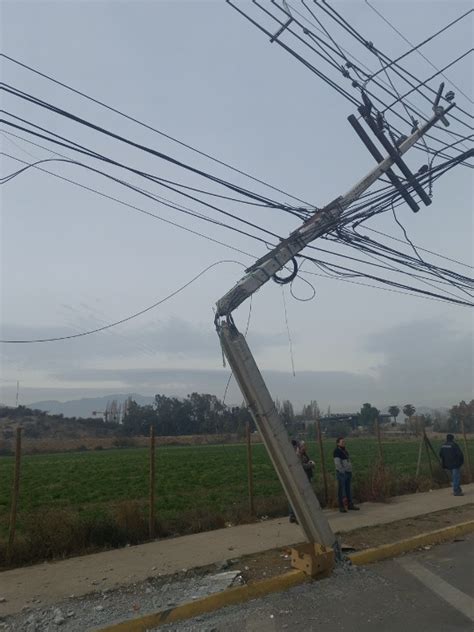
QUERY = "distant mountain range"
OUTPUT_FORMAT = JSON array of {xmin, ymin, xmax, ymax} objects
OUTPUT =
[{"xmin": 28, "ymin": 394, "xmax": 154, "ymax": 418}]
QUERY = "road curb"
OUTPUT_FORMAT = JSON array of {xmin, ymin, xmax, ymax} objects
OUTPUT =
[
  {"xmin": 98, "ymin": 519, "xmax": 474, "ymax": 631},
  {"xmin": 97, "ymin": 569, "xmax": 308, "ymax": 632},
  {"xmin": 348, "ymin": 519, "xmax": 474, "ymax": 565}
]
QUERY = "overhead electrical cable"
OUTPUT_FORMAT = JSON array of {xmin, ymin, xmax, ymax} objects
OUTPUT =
[
  {"xmin": 228, "ymin": 1, "xmax": 473, "ymax": 166},
  {"xmin": 0, "ymin": 53, "xmax": 313, "ymax": 206},
  {"xmin": 364, "ymin": 0, "xmax": 473, "ymax": 103},
  {"xmin": 0, "ymin": 260, "xmax": 246, "ymax": 344}
]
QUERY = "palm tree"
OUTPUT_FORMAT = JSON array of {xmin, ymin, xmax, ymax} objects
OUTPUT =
[
  {"xmin": 388, "ymin": 405, "xmax": 400, "ymax": 425},
  {"xmin": 403, "ymin": 404, "xmax": 416, "ymax": 418},
  {"xmin": 403, "ymin": 404, "xmax": 416, "ymax": 433}
]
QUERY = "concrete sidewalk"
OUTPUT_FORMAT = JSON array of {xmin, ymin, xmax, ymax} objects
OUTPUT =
[{"xmin": 1, "ymin": 484, "xmax": 472, "ymax": 617}]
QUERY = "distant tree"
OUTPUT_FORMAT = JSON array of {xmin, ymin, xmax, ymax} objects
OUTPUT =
[
  {"xmin": 422, "ymin": 414, "xmax": 433, "ymax": 427},
  {"xmin": 388, "ymin": 406, "xmax": 400, "ymax": 424},
  {"xmin": 432, "ymin": 408, "xmax": 449, "ymax": 432},
  {"xmin": 280, "ymin": 400, "xmax": 295, "ymax": 427},
  {"xmin": 447, "ymin": 399, "xmax": 474, "ymax": 433},
  {"xmin": 122, "ymin": 399, "xmax": 155, "ymax": 436},
  {"xmin": 359, "ymin": 403, "xmax": 379, "ymax": 429},
  {"xmin": 403, "ymin": 404, "xmax": 416, "ymax": 421},
  {"xmin": 300, "ymin": 400, "xmax": 320, "ymax": 423}
]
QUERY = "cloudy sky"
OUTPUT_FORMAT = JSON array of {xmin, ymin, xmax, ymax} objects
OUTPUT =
[{"xmin": 1, "ymin": 0, "xmax": 472, "ymax": 412}]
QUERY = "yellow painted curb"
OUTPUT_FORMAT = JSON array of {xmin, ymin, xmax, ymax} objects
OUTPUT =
[
  {"xmin": 97, "ymin": 569, "xmax": 308, "ymax": 632},
  {"xmin": 98, "ymin": 519, "xmax": 474, "ymax": 631},
  {"xmin": 348, "ymin": 519, "xmax": 474, "ymax": 566}
]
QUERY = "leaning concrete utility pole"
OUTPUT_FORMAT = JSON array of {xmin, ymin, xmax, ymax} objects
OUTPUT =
[{"xmin": 215, "ymin": 89, "xmax": 455, "ymax": 554}]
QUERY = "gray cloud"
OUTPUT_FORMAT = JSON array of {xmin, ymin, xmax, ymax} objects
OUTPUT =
[
  {"xmin": 0, "ymin": 317, "xmax": 286, "ymax": 370},
  {"xmin": 367, "ymin": 319, "xmax": 473, "ymax": 406},
  {"xmin": 2, "ymin": 318, "xmax": 471, "ymax": 412},
  {"xmin": 20, "ymin": 366, "xmax": 373, "ymax": 411}
]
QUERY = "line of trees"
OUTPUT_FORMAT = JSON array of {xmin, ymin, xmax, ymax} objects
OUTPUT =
[
  {"xmin": 3, "ymin": 397, "xmax": 472, "ymax": 439},
  {"xmin": 121, "ymin": 393, "xmax": 253, "ymax": 437}
]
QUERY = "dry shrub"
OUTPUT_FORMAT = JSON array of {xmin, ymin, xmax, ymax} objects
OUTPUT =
[
  {"xmin": 112, "ymin": 500, "xmax": 148, "ymax": 543},
  {"xmin": 0, "ymin": 508, "xmax": 86, "ymax": 567},
  {"xmin": 315, "ymin": 474, "xmax": 338, "ymax": 508},
  {"xmin": 172, "ymin": 507, "xmax": 227, "ymax": 535},
  {"xmin": 253, "ymin": 495, "xmax": 288, "ymax": 519},
  {"xmin": 23, "ymin": 508, "xmax": 86, "ymax": 559},
  {"xmin": 356, "ymin": 462, "xmax": 396, "ymax": 503}
]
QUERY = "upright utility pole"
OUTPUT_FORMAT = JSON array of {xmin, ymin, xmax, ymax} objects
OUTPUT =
[{"xmin": 215, "ymin": 91, "xmax": 455, "ymax": 553}]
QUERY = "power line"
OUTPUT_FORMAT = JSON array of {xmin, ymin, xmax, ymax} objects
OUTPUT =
[
  {"xmin": 0, "ymin": 260, "xmax": 246, "ymax": 343},
  {"xmin": 4, "ymin": 147, "xmax": 471, "ymax": 308},
  {"xmin": 288, "ymin": 0, "xmax": 472, "ymax": 127},
  {"xmin": 229, "ymin": 1, "xmax": 473, "ymax": 165},
  {"xmin": 0, "ymin": 148, "xmax": 265, "ymax": 257},
  {"xmin": 8, "ymin": 132, "xmax": 471, "ymax": 297},
  {"xmin": 317, "ymin": 1, "xmax": 473, "ymax": 124},
  {"xmin": 1, "ymin": 113, "xmax": 290, "ymax": 240},
  {"xmin": 0, "ymin": 52, "xmax": 313, "ymax": 207},
  {"xmin": 364, "ymin": 1, "xmax": 473, "ymax": 103},
  {"xmin": 306, "ymin": 0, "xmax": 473, "ymax": 144},
  {"xmin": 361, "ymin": 226, "xmax": 473, "ymax": 270},
  {"xmin": 2, "ymin": 105, "xmax": 470, "ymax": 304},
  {"xmin": 381, "ymin": 49, "xmax": 474, "ymax": 114},
  {"xmin": 0, "ymin": 84, "xmax": 304, "ymax": 215},
  {"xmin": 300, "ymin": 253, "xmax": 473, "ymax": 306}
]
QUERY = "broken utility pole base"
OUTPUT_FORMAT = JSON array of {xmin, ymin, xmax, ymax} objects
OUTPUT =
[{"xmin": 291, "ymin": 543, "xmax": 336, "ymax": 578}]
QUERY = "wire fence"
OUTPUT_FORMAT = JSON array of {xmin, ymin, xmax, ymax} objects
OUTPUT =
[{"xmin": 1, "ymin": 426, "xmax": 473, "ymax": 568}]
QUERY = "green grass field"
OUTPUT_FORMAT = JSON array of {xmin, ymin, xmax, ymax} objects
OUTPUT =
[{"xmin": 1, "ymin": 438, "xmax": 472, "ymax": 565}]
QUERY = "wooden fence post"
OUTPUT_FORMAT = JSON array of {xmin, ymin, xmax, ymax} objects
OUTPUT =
[
  {"xmin": 149, "ymin": 425, "xmax": 156, "ymax": 539},
  {"xmin": 460, "ymin": 418, "xmax": 472, "ymax": 483},
  {"xmin": 246, "ymin": 421, "xmax": 255, "ymax": 516},
  {"xmin": 423, "ymin": 429, "xmax": 433, "ymax": 480},
  {"xmin": 415, "ymin": 436, "xmax": 424, "ymax": 478},
  {"xmin": 375, "ymin": 418, "xmax": 384, "ymax": 468},
  {"xmin": 316, "ymin": 417, "xmax": 328, "ymax": 506},
  {"xmin": 7, "ymin": 427, "xmax": 22, "ymax": 562}
]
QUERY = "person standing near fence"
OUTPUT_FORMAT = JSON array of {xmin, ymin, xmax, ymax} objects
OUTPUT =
[
  {"xmin": 333, "ymin": 437, "xmax": 360, "ymax": 513},
  {"xmin": 297, "ymin": 440, "xmax": 315, "ymax": 482},
  {"xmin": 289, "ymin": 439, "xmax": 300, "ymax": 523},
  {"xmin": 439, "ymin": 434, "xmax": 464, "ymax": 496}
]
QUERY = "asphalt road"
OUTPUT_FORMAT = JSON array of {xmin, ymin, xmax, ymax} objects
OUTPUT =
[{"xmin": 159, "ymin": 535, "xmax": 474, "ymax": 632}]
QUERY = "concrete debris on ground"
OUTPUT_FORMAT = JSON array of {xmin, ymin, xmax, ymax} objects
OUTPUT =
[{"xmin": 0, "ymin": 569, "xmax": 244, "ymax": 632}]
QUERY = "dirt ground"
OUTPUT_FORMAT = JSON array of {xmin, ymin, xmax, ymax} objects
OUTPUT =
[
  {"xmin": 1, "ymin": 505, "xmax": 472, "ymax": 632},
  {"xmin": 237, "ymin": 503, "xmax": 474, "ymax": 583}
]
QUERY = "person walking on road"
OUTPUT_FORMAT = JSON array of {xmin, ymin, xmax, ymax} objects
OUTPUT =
[
  {"xmin": 334, "ymin": 437, "xmax": 359, "ymax": 513},
  {"xmin": 439, "ymin": 434, "xmax": 464, "ymax": 496}
]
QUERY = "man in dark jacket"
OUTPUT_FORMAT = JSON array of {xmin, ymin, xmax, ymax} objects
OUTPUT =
[{"xmin": 439, "ymin": 434, "xmax": 464, "ymax": 496}]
